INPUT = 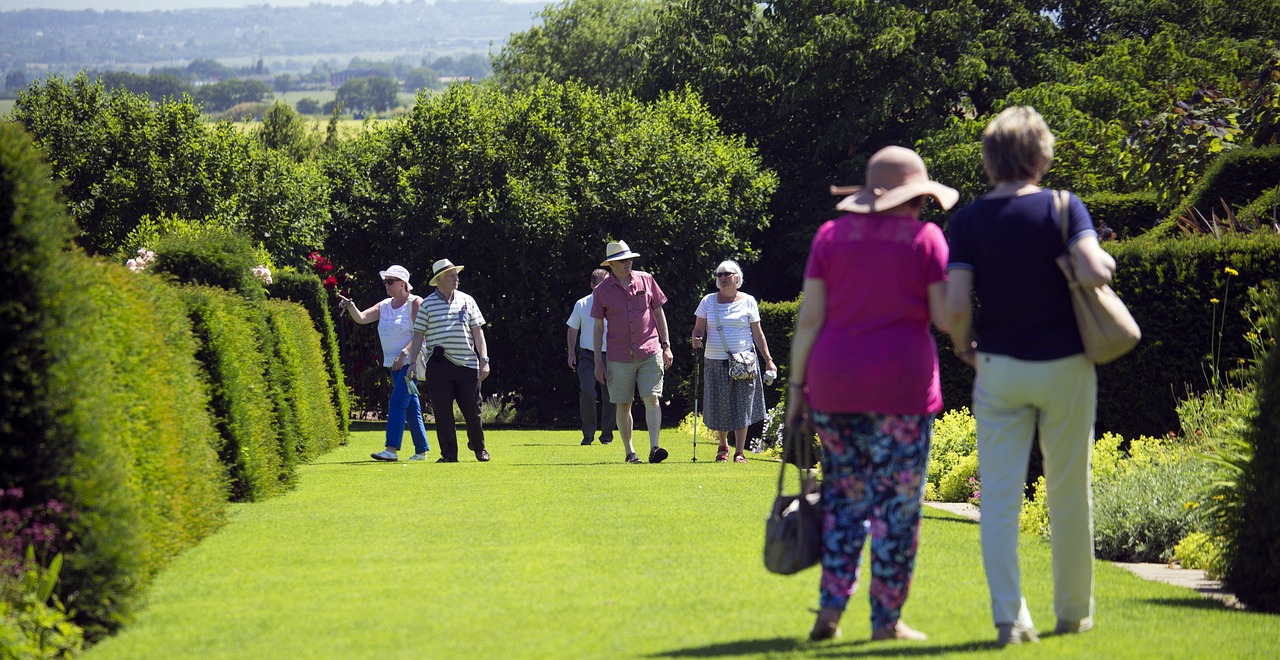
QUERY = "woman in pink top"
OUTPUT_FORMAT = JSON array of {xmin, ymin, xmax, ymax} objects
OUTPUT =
[{"xmin": 786, "ymin": 146, "xmax": 958, "ymax": 643}]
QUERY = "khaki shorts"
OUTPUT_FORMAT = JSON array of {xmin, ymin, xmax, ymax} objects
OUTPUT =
[{"xmin": 606, "ymin": 353, "xmax": 664, "ymax": 404}]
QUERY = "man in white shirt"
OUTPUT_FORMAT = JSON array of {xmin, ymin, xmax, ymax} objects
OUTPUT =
[{"xmin": 566, "ymin": 268, "xmax": 616, "ymax": 445}]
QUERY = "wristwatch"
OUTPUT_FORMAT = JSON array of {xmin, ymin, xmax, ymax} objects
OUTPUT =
[
  {"xmin": 480, "ymin": 356, "xmax": 491, "ymax": 363},
  {"xmin": 659, "ymin": 341, "xmax": 670, "ymax": 349}
]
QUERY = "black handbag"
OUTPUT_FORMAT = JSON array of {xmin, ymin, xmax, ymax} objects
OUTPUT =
[{"xmin": 763, "ymin": 425, "xmax": 822, "ymax": 575}]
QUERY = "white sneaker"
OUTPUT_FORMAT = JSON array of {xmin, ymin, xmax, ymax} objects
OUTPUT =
[
  {"xmin": 996, "ymin": 623, "xmax": 1039, "ymax": 646},
  {"xmin": 408, "ymin": 452, "xmax": 429, "ymax": 461},
  {"xmin": 370, "ymin": 450, "xmax": 398, "ymax": 461}
]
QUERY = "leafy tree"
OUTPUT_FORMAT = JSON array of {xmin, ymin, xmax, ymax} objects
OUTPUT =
[
  {"xmin": 321, "ymin": 81, "xmax": 776, "ymax": 420},
  {"xmin": 5, "ymin": 69, "xmax": 27, "ymax": 92},
  {"xmin": 12, "ymin": 74, "xmax": 329, "ymax": 263},
  {"xmin": 186, "ymin": 58, "xmax": 234, "ymax": 80},
  {"xmin": 493, "ymin": 0, "xmax": 661, "ymax": 92},
  {"xmin": 195, "ymin": 79, "xmax": 271, "ymax": 113},
  {"xmin": 100, "ymin": 71, "xmax": 192, "ymax": 100},
  {"xmin": 257, "ymin": 101, "xmax": 320, "ymax": 162},
  {"xmin": 295, "ymin": 98, "xmax": 322, "ymax": 115},
  {"xmin": 402, "ymin": 66, "xmax": 440, "ymax": 92},
  {"xmin": 336, "ymin": 77, "xmax": 400, "ymax": 114}
]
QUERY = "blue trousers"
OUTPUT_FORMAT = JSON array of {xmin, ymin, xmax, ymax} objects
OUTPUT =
[{"xmin": 386, "ymin": 365, "xmax": 430, "ymax": 454}]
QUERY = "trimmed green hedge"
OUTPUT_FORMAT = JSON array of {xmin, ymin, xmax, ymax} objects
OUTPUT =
[
  {"xmin": 266, "ymin": 300, "xmax": 342, "ymax": 461},
  {"xmin": 1080, "ymin": 191, "xmax": 1161, "ymax": 240},
  {"xmin": 269, "ymin": 270, "xmax": 351, "ymax": 436},
  {"xmin": 1180, "ymin": 145, "xmax": 1280, "ymax": 221},
  {"xmin": 181, "ymin": 285, "xmax": 284, "ymax": 502}
]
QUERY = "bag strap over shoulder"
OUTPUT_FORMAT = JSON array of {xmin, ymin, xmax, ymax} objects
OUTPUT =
[
  {"xmin": 776, "ymin": 425, "xmax": 815, "ymax": 497},
  {"xmin": 1053, "ymin": 189, "xmax": 1071, "ymax": 246}
]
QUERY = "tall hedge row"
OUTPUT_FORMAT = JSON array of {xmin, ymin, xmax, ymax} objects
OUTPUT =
[
  {"xmin": 180, "ymin": 285, "xmax": 284, "ymax": 502},
  {"xmin": 1, "ymin": 122, "xmax": 349, "ymax": 639},
  {"xmin": 269, "ymin": 270, "xmax": 351, "ymax": 436}
]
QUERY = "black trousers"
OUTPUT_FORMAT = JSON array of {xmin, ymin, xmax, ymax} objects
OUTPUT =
[
  {"xmin": 576, "ymin": 348, "xmax": 617, "ymax": 442},
  {"xmin": 425, "ymin": 352, "xmax": 486, "ymax": 460}
]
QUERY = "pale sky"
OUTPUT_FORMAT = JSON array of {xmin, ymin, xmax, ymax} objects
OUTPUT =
[{"xmin": 0, "ymin": 0, "xmax": 548, "ymax": 11}]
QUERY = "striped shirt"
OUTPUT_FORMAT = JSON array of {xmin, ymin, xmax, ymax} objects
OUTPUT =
[{"xmin": 412, "ymin": 289, "xmax": 486, "ymax": 369}]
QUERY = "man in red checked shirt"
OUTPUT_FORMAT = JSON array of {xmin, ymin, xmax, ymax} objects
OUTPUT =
[{"xmin": 591, "ymin": 240, "xmax": 673, "ymax": 465}]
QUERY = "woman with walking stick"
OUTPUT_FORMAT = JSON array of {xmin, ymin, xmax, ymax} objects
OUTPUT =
[{"xmin": 690, "ymin": 260, "xmax": 777, "ymax": 463}]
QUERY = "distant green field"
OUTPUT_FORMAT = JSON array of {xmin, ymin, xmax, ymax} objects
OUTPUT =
[{"xmin": 272, "ymin": 90, "xmax": 421, "ymax": 116}]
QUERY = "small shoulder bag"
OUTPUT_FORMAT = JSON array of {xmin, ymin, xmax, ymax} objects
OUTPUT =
[{"xmin": 712, "ymin": 295, "xmax": 758, "ymax": 381}]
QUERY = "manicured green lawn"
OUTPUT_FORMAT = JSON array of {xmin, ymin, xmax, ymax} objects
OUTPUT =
[{"xmin": 88, "ymin": 427, "xmax": 1279, "ymax": 658}]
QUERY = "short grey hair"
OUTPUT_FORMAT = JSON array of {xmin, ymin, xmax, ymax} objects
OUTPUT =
[
  {"xmin": 982, "ymin": 106, "xmax": 1055, "ymax": 184},
  {"xmin": 715, "ymin": 260, "xmax": 744, "ymax": 287}
]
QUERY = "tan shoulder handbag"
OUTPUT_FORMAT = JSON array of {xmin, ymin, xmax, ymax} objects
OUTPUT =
[{"xmin": 1053, "ymin": 190, "xmax": 1141, "ymax": 364}]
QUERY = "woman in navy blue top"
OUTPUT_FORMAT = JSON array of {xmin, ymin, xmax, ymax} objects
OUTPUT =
[{"xmin": 944, "ymin": 106, "xmax": 1116, "ymax": 647}]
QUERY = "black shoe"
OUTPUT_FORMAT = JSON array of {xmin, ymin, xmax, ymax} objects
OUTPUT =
[
  {"xmin": 436, "ymin": 457, "xmax": 458, "ymax": 463},
  {"xmin": 599, "ymin": 437, "xmax": 613, "ymax": 445},
  {"xmin": 475, "ymin": 449, "xmax": 491, "ymax": 462},
  {"xmin": 649, "ymin": 446, "xmax": 668, "ymax": 464},
  {"xmin": 580, "ymin": 438, "xmax": 594, "ymax": 445}
]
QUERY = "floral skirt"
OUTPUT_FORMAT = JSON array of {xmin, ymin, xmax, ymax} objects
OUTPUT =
[{"xmin": 700, "ymin": 357, "xmax": 766, "ymax": 431}]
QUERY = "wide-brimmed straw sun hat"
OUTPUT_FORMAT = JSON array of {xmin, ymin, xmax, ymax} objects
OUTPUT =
[
  {"xmin": 428, "ymin": 259, "xmax": 464, "ymax": 286},
  {"xmin": 379, "ymin": 265, "xmax": 413, "ymax": 291},
  {"xmin": 600, "ymin": 240, "xmax": 641, "ymax": 266},
  {"xmin": 830, "ymin": 146, "xmax": 958, "ymax": 214}
]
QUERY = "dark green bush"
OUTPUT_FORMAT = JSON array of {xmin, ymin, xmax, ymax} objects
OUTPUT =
[
  {"xmin": 1102, "ymin": 233, "xmax": 1280, "ymax": 437},
  {"xmin": 1224, "ymin": 280, "xmax": 1280, "ymax": 611},
  {"xmin": 1081, "ymin": 191, "xmax": 1161, "ymax": 239},
  {"xmin": 268, "ymin": 270, "xmax": 350, "ymax": 436},
  {"xmin": 1093, "ymin": 459, "xmax": 1216, "ymax": 562},
  {"xmin": 1241, "ymin": 186, "xmax": 1280, "ymax": 228},
  {"xmin": 266, "ymin": 300, "xmax": 342, "ymax": 461},
  {"xmin": 180, "ymin": 285, "xmax": 284, "ymax": 502},
  {"xmin": 151, "ymin": 228, "xmax": 266, "ymax": 303},
  {"xmin": 1174, "ymin": 144, "xmax": 1280, "ymax": 226}
]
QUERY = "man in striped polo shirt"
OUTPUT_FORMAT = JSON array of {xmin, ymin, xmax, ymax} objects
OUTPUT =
[{"xmin": 399, "ymin": 259, "xmax": 491, "ymax": 463}]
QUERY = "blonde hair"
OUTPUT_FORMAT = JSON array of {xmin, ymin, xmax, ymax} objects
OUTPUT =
[
  {"xmin": 715, "ymin": 260, "xmax": 743, "ymax": 287},
  {"xmin": 982, "ymin": 106, "xmax": 1055, "ymax": 184}
]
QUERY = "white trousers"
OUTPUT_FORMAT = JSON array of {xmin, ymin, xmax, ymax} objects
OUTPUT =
[{"xmin": 973, "ymin": 352, "xmax": 1096, "ymax": 628}]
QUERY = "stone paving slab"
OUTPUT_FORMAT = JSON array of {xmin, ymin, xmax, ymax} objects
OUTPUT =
[{"xmin": 923, "ymin": 501, "xmax": 1239, "ymax": 607}]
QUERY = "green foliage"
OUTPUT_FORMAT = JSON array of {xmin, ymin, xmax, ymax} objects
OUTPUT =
[
  {"xmin": 257, "ymin": 101, "xmax": 321, "ymax": 163},
  {"xmin": 322, "ymin": 81, "xmax": 775, "ymax": 423},
  {"xmin": 152, "ymin": 228, "xmax": 267, "ymax": 303},
  {"xmin": 493, "ymin": 0, "xmax": 661, "ymax": 93},
  {"xmin": 1223, "ymin": 280, "xmax": 1280, "ymax": 611},
  {"xmin": 334, "ymin": 77, "xmax": 400, "ymax": 115},
  {"xmin": 194, "ymin": 78, "xmax": 271, "ymax": 113},
  {"xmin": 1098, "ymin": 233, "xmax": 1280, "ymax": 437},
  {"xmin": 1093, "ymin": 455, "xmax": 1217, "ymax": 562},
  {"xmin": 926, "ymin": 407, "xmax": 977, "ymax": 502},
  {"xmin": 12, "ymin": 74, "xmax": 329, "ymax": 264},
  {"xmin": 0, "ymin": 550, "xmax": 85, "ymax": 659},
  {"xmin": 1019, "ymin": 475, "xmax": 1050, "ymax": 537},
  {"xmin": 1175, "ymin": 144, "xmax": 1280, "ymax": 225},
  {"xmin": 938, "ymin": 453, "xmax": 979, "ymax": 504},
  {"xmin": 266, "ymin": 300, "xmax": 343, "ymax": 462},
  {"xmin": 1173, "ymin": 531, "xmax": 1226, "ymax": 578},
  {"xmin": 180, "ymin": 286, "xmax": 284, "ymax": 502},
  {"xmin": 1080, "ymin": 191, "xmax": 1161, "ymax": 239},
  {"xmin": 268, "ymin": 270, "xmax": 351, "ymax": 437}
]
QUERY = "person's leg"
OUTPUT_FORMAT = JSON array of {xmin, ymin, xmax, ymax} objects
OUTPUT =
[
  {"xmin": 809, "ymin": 411, "xmax": 876, "ymax": 639},
  {"xmin": 452, "ymin": 362, "xmax": 487, "ymax": 459},
  {"xmin": 598, "ymin": 390, "xmax": 617, "ymax": 443},
  {"xmin": 404, "ymin": 370, "xmax": 431, "ymax": 455},
  {"xmin": 576, "ymin": 348, "xmax": 598, "ymax": 444},
  {"xmin": 607, "ymin": 358, "xmax": 639, "ymax": 460},
  {"xmin": 972, "ymin": 353, "xmax": 1039, "ymax": 632},
  {"xmin": 425, "ymin": 356, "xmax": 459, "ymax": 461},
  {"xmin": 866, "ymin": 413, "xmax": 931, "ymax": 638},
  {"xmin": 732, "ymin": 427, "xmax": 748, "ymax": 461},
  {"xmin": 384, "ymin": 366, "xmax": 408, "ymax": 452},
  {"xmin": 1035, "ymin": 355, "xmax": 1097, "ymax": 629},
  {"xmin": 636, "ymin": 353, "xmax": 665, "ymax": 457}
]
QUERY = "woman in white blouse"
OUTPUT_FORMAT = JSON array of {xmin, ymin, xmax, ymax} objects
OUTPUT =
[{"xmin": 691, "ymin": 260, "xmax": 778, "ymax": 462}]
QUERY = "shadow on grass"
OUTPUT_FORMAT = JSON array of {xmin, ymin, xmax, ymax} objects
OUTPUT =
[
  {"xmin": 649, "ymin": 637, "xmax": 995, "ymax": 657},
  {"xmin": 1139, "ymin": 596, "xmax": 1239, "ymax": 611},
  {"xmin": 922, "ymin": 511, "xmax": 979, "ymax": 527},
  {"xmin": 349, "ymin": 421, "xmax": 385, "ymax": 433}
]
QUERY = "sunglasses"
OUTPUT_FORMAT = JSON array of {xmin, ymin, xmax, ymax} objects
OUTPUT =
[
  {"xmin": 383, "ymin": 279, "xmax": 400, "ymax": 285},
  {"xmin": 715, "ymin": 272, "xmax": 735, "ymax": 278}
]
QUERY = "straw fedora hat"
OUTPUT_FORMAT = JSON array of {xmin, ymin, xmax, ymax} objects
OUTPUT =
[
  {"xmin": 428, "ymin": 258, "xmax": 464, "ymax": 286},
  {"xmin": 830, "ymin": 146, "xmax": 958, "ymax": 214},
  {"xmin": 600, "ymin": 240, "xmax": 641, "ymax": 266}
]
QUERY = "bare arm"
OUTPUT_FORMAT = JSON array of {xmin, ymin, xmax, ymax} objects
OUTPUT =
[
  {"xmin": 338, "ymin": 295, "xmax": 380, "ymax": 324},
  {"xmin": 749, "ymin": 321, "xmax": 777, "ymax": 373},
  {"xmin": 473, "ymin": 324, "xmax": 490, "ymax": 382},
  {"xmin": 785, "ymin": 278, "xmax": 826, "ymax": 427},
  {"xmin": 1069, "ymin": 235, "xmax": 1116, "ymax": 289},
  {"xmin": 943, "ymin": 268, "xmax": 976, "ymax": 367},
  {"xmin": 927, "ymin": 281, "xmax": 950, "ymax": 334},
  {"xmin": 566, "ymin": 327, "xmax": 579, "ymax": 369},
  {"xmin": 654, "ymin": 305, "xmax": 673, "ymax": 369},
  {"xmin": 593, "ymin": 317, "xmax": 607, "ymax": 385},
  {"xmin": 691, "ymin": 315, "xmax": 707, "ymax": 350}
]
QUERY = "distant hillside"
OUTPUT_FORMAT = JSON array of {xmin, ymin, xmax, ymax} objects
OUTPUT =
[{"xmin": 0, "ymin": 1, "xmax": 548, "ymax": 74}]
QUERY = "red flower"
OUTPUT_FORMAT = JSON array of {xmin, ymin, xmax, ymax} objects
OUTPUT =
[{"xmin": 323, "ymin": 275, "xmax": 338, "ymax": 290}]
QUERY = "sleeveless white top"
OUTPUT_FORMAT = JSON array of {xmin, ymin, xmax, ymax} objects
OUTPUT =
[{"xmin": 378, "ymin": 296, "xmax": 421, "ymax": 367}]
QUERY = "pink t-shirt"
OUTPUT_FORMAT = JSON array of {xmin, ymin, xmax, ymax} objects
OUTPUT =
[
  {"xmin": 590, "ymin": 270, "xmax": 668, "ymax": 362},
  {"xmin": 803, "ymin": 213, "xmax": 948, "ymax": 415}
]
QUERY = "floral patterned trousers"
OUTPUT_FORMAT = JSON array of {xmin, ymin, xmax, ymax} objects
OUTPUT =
[{"xmin": 812, "ymin": 410, "xmax": 933, "ymax": 630}]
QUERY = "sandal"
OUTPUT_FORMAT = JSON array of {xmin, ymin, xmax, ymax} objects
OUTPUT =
[
  {"xmin": 625, "ymin": 453, "xmax": 642, "ymax": 464},
  {"xmin": 715, "ymin": 448, "xmax": 730, "ymax": 462},
  {"xmin": 734, "ymin": 453, "xmax": 747, "ymax": 463}
]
